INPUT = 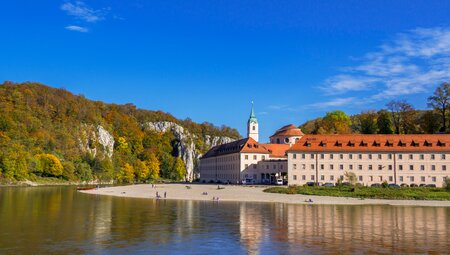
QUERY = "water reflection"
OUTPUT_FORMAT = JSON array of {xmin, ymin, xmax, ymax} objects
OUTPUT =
[{"xmin": 0, "ymin": 187, "xmax": 449, "ymax": 254}]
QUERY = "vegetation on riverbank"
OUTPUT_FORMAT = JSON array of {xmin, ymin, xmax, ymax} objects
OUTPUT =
[{"xmin": 264, "ymin": 185, "xmax": 450, "ymax": 201}]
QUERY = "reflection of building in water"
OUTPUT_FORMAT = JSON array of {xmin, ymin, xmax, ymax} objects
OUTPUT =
[
  {"xmin": 239, "ymin": 203, "xmax": 265, "ymax": 254},
  {"xmin": 285, "ymin": 204, "xmax": 450, "ymax": 253}
]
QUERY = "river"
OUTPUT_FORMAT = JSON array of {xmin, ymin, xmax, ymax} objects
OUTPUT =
[{"xmin": 0, "ymin": 186, "xmax": 449, "ymax": 254}]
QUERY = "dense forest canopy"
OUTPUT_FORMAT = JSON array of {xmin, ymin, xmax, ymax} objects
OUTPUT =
[
  {"xmin": 0, "ymin": 81, "xmax": 240, "ymax": 183},
  {"xmin": 300, "ymin": 82, "xmax": 450, "ymax": 135}
]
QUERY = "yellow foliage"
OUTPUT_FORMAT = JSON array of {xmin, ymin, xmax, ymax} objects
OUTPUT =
[
  {"xmin": 35, "ymin": 154, "xmax": 63, "ymax": 177},
  {"xmin": 119, "ymin": 163, "xmax": 135, "ymax": 183}
]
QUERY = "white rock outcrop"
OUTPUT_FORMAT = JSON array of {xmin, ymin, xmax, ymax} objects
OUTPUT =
[
  {"xmin": 145, "ymin": 121, "xmax": 235, "ymax": 182},
  {"xmin": 79, "ymin": 124, "xmax": 115, "ymax": 159}
]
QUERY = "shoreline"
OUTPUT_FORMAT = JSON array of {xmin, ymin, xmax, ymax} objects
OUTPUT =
[{"xmin": 80, "ymin": 183, "xmax": 450, "ymax": 207}]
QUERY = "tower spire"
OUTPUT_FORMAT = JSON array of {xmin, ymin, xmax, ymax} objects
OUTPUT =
[{"xmin": 247, "ymin": 101, "xmax": 259, "ymax": 142}]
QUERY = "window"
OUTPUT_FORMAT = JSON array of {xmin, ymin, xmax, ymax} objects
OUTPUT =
[
  {"xmin": 266, "ymin": 165, "xmax": 269, "ymax": 170},
  {"xmin": 432, "ymin": 177, "xmax": 436, "ymax": 182},
  {"xmin": 378, "ymin": 154, "xmax": 382, "ymax": 160},
  {"xmin": 432, "ymin": 165, "xmax": 436, "ymax": 171},
  {"xmin": 273, "ymin": 165, "xmax": 276, "ymax": 169},
  {"xmin": 379, "ymin": 176, "xmax": 383, "ymax": 181},
  {"xmin": 388, "ymin": 154, "xmax": 392, "ymax": 160},
  {"xmin": 399, "ymin": 165, "xmax": 403, "ymax": 170},
  {"xmin": 349, "ymin": 154, "xmax": 353, "ymax": 159},
  {"xmin": 442, "ymin": 154, "xmax": 446, "ymax": 160},
  {"xmin": 431, "ymin": 154, "xmax": 435, "ymax": 160},
  {"xmin": 340, "ymin": 175, "xmax": 344, "ymax": 181},
  {"xmin": 311, "ymin": 175, "xmax": 315, "ymax": 181},
  {"xmin": 293, "ymin": 154, "xmax": 297, "ymax": 159},
  {"xmin": 330, "ymin": 175, "xmax": 334, "ymax": 181},
  {"xmin": 358, "ymin": 165, "xmax": 362, "ymax": 170},
  {"xmin": 389, "ymin": 176, "xmax": 393, "ymax": 182},
  {"xmin": 369, "ymin": 176, "xmax": 373, "ymax": 181},
  {"xmin": 420, "ymin": 165, "xmax": 424, "ymax": 171},
  {"xmin": 320, "ymin": 164, "xmax": 324, "ymax": 170},
  {"xmin": 302, "ymin": 154, "xmax": 306, "ymax": 159},
  {"xmin": 293, "ymin": 164, "xmax": 297, "ymax": 170},
  {"xmin": 443, "ymin": 165, "xmax": 447, "ymax": 171},
  {"xmin": 252, "ymin": 126, "xmax": 255, "ymax": 131},
  {"xmin": 369, "ymin": 165, "xmax": 373, "ymax": 170},
  {"xmin": 368, "ymin": 154, "xmax": 372, "ymax": 160},
  {"xmin": 253, "ymin": 164, "xmax": 257, "ymax": 169},
  {"xmin": 358, "ymin": 154, "xmax": 362, "ymax": 160},
  {"xmin": 421, "ymin": 176, "xmax": 425, "ymax": 182},
  {"xmin": 349, "ymin": 165, "xmax": 353, "ymax": 170},
  {"xmin": 311, "ymin": 164, "xmax": 315, "ymax": 169},
  {"xmin": 359, "ymin": 176, "xmax": 363, "ymax": 181},
  {"xmin": 320, "ymin": 154, "xmax": 324, "ymax": 159},
  {"xmin": 399, "ymin": 154, "xmax": 403, "ymax": 160},
  {"xmin": 409, "ymin": 165, "xmax": 414, "ymax": 171},
  {"xmin": 311, "ymin": 154, "xmax": 315, "ymax": 159},
  {"xmin": 245, "ymin": 155, "xmax": 248, "ymax": 160},
  {"xmin": 253, "ymin": 155, "xmax": 257, "ymax": 160},
  {"xmin": 302, "ymin": 164, "xmax": 306, "ymax": 169},
  {"xmin": 285, "ymin": 138, "xmax": 290, "ymax": 143},
  {"xmin": 420, "ymin": 154, "xmax": 424, "ymax": 160},
  {"xmin": 339, "ymin": 164, "xmax": 344, "ymax": 170},
  {"xmin": 410, "ymin": 176, "xmax": 415, "ymax": 182},
  {"xmin": 330, "ymin": 164, "xmax": 334, "ymax": 170},
  {"xmin": 330, "ymin": 154, "xmax": 334, "ymax": 159},
  {"xmin": 302, "ymin": 175, "xmax": 306, "ymax": 180},
  {"xmin": 388, "ymin": 165, "xmax": 392, "ymax": 170},
  {"xmin": 378, "ymin": 165, "xmax": 382, "ymax": 170},
  {"xmin": 399, "ymin": 176, "xmax": 403, "ymax": 182},
  {"xmin": 262, "ymin": 156, "xmax": 266, "ymax": 160},
  {"xmin": 340, "ymin": 154, "xmax": 344, "ymax": 160},
  {"xmin": 293, "ymin": 175, "xmax": 297, "ymax": 180},
  {"xmin": 409, "ymin": 154, "xmax": 413, "ymax": 160},
  {"xmin": 321, "ymin": 175, "xmax": 325, "ymax": 181}
]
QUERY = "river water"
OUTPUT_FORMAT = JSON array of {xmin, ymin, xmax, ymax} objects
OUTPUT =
[{"xmin": 0, "ymin": 186, "xmax": 449, "ymax": 254}]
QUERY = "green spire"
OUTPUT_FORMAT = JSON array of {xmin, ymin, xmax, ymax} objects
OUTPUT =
[{"xmin": 248, "ymin": 101, "xmax": 258, "ymax": 124}]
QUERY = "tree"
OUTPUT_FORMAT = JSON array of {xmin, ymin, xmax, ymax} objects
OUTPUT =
[
  {"xmin": 427, "ymin": 82, "xmax": 450, "ymax": 133},
  {"xmin": 147, "ymin": 153, "xmax": 160, "ymax": 180},
  {"xmin": 359, "ymin": 111, "xmax": 379, "ymax": 134},
  {"xmin": 134, "ymin": 160, "xmax": 150, "ymax": 182},
  {"xmin": 172, "ymin": 157, "xmax": 186, "ymax": 181},
  {"xmin": 419, "ymin": 111, "xmax": 441, "ymax": 134},
  {"xmin": 35, "ymin": 154, "xmax": 63, "ymax": 177},
  {"xmin": 119, "ymin": 163, "xmax": 135, "ymax": 183},
  {"xmin": 386, "ymin": 100, "xmax": 415, "ymax": 134},
  {"xmin": 344, "ymin": 171, "xmax": 357, "ymax": 186},
  {"xmin": 322, "ymin": 110, "xmax": 351, "ymax": 134},
  {"xmin": 377, "ymin": 110, "xmax": 394, "ymax": 134}
]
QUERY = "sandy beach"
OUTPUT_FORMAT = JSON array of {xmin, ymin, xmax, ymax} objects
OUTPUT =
[{"xmin": 80, "ymin": 184, "xmax": 450, "ymax": 207}]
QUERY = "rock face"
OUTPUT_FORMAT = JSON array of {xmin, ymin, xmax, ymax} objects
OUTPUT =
[
  {"xmin": 145, "ymin": 121, "xmax": 235, "ymax": 182},
  {"xmin": 79, "ymin": 124, "xmax": 115, "ymax": 158}
]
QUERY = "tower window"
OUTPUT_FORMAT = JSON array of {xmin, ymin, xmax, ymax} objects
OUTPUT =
[
  {"xmin": 284, "ymin": 138, "xmax": 290, "ymax": 143},
  {"xmin": 252, "ymin": 126, "xmax": 255, "ymax": 131}
]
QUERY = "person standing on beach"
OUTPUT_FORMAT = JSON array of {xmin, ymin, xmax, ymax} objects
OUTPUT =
[{"xmin": 164, "ymin": 192, "xmax": 166, "ymax": 199}]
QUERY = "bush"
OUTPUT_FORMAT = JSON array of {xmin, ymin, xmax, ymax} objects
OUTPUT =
[{"xmin": 444, "ymin": 177, "xmax": 450, "ymax": 192}]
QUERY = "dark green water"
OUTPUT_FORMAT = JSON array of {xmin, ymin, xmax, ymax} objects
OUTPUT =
[{"xmin": 0, "ymin": 187, "xmax": 449, "ymax": 255}]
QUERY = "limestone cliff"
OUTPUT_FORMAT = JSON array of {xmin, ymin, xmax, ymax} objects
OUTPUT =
[
  {"xmin": 79, "ymin": 124, "xmax": 115, "ymax": 159},
  {"xmin": 144, "ymin": 121, "xmax": 235, "ymax": 181}
]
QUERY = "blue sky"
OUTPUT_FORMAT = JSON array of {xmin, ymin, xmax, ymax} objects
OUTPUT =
[{"xmin": 1, "ymin": 1, "xmax": 450, "ymax": 142}]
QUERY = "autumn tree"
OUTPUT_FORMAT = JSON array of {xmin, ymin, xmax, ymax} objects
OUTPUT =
[
  {"xmin": 386, "ymin": 100, "xmax": 415, "ymax": 134},
  {"xmin": 119, "ymin": 163, "xmax": 135, "ymax": 183},
  {"xmin": 322, "ymin": 110, "xmax": 351, "ymax": 134},
  {"xmin": 34, "ymin": 154, "xmax": 64, "ymax": 177},
  {"xmin": 147, "ymin": 153, "xmax": 160, "ymax": 180},
  {"xmin": 172, "ymin": 157, "xmax": 186, "ymax": 181},
  {"xmin": 427, "ymin": 82, "xmax": 450, "ymax": 133}
]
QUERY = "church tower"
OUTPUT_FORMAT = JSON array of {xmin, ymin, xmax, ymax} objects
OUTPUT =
[{"xmin": 247, "ymin": 102, "xmax": 259, "ymax": 142}]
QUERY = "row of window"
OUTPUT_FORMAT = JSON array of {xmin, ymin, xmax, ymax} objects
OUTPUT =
[
  {"xmin": 244, "ymin": 155, "xmax": 266, "ymax": 161},
  {"xmin": 292, "ymin": 153, "xmax": 447, "ymax": 160},
  {"xmin": 292, "ymin": 164, "xmax": 447, "ymax": 171},
  {"xmin": 245, "ymin": 164, "xmax": 284, "ymax": 170},
  {"xmin": 292, "ymin": 174, "xmax": 445, "ymax": 183}
]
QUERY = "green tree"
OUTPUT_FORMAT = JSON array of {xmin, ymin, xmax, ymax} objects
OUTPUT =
[
  {"xmin": 322, "ymin": 110, "xmax": 351, "ymax": 134},
  {"xmin": 344, "ymin": 171, "xmax": 357, "ymax": 186},
  {"xmin": 172, "ymin": 157, "xmax": 186, "ymax": 181},
  {"xmin": 427, "ymin": 82, "xmax": 450, "ymax": 133},
  {"xmin": 377, "ymin": 110, "xmax": 394, "ymax": 134},
  {"xmin": 75, "ymin": 161, "xmax": 93, "ymax": 181},
  {"xmin": 359, "ymin": 111, "xmax": 379, "ymax": 134}
]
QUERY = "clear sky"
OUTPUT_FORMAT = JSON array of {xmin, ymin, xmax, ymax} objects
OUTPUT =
[{"xmin": 1, "ymin": 1, "xmax": 450, "ymax": 142}]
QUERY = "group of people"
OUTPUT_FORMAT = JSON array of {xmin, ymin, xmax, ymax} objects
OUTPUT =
[
  {"xmin": 155, "ymin": 191, "xmax": 167, "ymax": 199},
  {"xmin": 212, "ymin": 196, "xmax": 220, "ymax": 202}
]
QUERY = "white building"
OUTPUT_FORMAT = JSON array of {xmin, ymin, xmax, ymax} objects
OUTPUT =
[
  {"xmin": 287, "ymin": 134, "xmax": 450, "ymax": 187},
  {"xmin": 199, "ymin": 104, "xmax": 302, "ymax": 184}
]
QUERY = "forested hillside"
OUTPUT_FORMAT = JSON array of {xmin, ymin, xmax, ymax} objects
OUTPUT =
[
  {"xmin": 301, "ymin": 83, "xmax": 450, "ymax": 135},
  {"xmin": 0, "ymin": 82, "xmax": 240, "ymax": 183}
]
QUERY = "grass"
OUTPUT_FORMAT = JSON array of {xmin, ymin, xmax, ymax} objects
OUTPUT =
[{"xmin": 264, "ymin": 185, "xmax": 450, "ymax": 201}]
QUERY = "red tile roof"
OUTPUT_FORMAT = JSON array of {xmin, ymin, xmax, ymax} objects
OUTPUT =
[
  {"xmin": 288, "ymin": 134, "xmax": 450, "ymax": 153},
  {"xmin": 201, "ymin": 137, "xmax": 270, "ymax": 158},
  {"xmin": 261, "ymin": 144, "xmax": 291, "ymax": 158},
  {"xmin": 270, "ymin": 124, "xmax": 304, "ymax": 138}
]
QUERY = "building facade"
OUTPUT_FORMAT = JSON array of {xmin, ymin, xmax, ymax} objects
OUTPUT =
[
  {"xmin": 199, "ymin": 104, "xmax": 302, "ymax": 184},
  {"xmin": 287, "ymin": 134, "xmax": 450, "ymax": 187}
]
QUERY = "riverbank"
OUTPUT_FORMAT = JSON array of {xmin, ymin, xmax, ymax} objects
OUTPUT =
[
  {"xmin": 0, "ymin": 177, "xmax": 113, "ymax": 187},
  {"xmin": 80, "ymin": 183, "xmax": 450, "ymax": 207}
]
